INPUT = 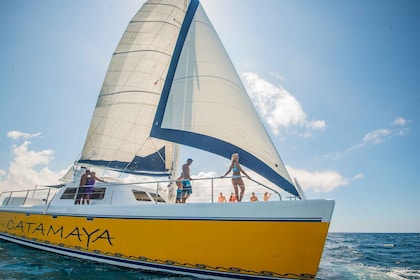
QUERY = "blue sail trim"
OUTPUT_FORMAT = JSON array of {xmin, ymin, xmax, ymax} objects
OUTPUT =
[
  {"xmin": 151, "ymin": 0, "xmax": 199, "ymax": 132},
  {"xmin": 78, "ymin": 147, "xmax": 170, "ymax": 177}
]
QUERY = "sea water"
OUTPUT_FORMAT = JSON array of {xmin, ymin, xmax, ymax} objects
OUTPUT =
[
  {"xmin": 317, "ymin": 233, "xmax": 420, "ymax": 280},
  {"xmin": 0, "ymin": 233, "xmax": 419, "ymax": 279}
]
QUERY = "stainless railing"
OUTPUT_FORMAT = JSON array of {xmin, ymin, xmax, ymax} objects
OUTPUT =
[
  {"xmin": 0, "ymin": 186, "xmax": 58, "ymax": 207},
  {"xmin": 0, "ymin": 176, "xmax": 285, "ymax": 209}
]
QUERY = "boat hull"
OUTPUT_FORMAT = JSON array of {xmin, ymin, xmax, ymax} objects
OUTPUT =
[{"xmin": 0, "ymin": 200, "xmax": 333, "ymax": 279}]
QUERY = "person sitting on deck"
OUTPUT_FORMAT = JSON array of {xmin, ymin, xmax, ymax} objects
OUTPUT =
[
  {"xmin": 228, "ymin": 192, "xmax": 237, "ymax": 202},
  {"xmin": 264, "ymin": 192, "xmax": 272, "ymax": 201},
  {"xmin": 250, "ymin": 192, "xmax": 258, "ymax": 202},
  {"xmin": 218, "ymin": 192, "xmax": 227, "ymax": 203}
]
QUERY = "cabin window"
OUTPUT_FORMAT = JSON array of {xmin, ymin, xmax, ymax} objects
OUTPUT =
[
  {"xmin": 132, "ymin": 190, "xmax": 151, "ymax": 202},
  {"xmin": 60, "ymin": 187, "xmax": 77, "ymax": 199},
  {"xmin": 149, "ymin": 192, "xmax": 166, "ymax": 203},
  {"xmin": 91, "ymin": 188, "xmax": 106, "ymax": 199},
  {"xmin": 60, "ymin": 187, "xmax": 106, "ymax": 200}
]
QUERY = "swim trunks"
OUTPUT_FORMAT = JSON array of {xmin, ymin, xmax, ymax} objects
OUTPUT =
[{"xmin": 182, "ymin": 180, "xmax": 192, "ymax": 195}]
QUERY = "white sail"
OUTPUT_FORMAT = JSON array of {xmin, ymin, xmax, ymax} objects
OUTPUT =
[
  {"xmin": 150, "ymin": 1, "xmax": 297, "ymax": 195},
  {"xmin": 79, "ymin": 0, "xmax": 298, "ymax": 195},
  {"xmin": 79, "ymin": 1, "xmax": 189, "ymax": 175}
]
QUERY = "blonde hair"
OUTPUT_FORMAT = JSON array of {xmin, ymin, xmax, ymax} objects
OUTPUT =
[{"xmin": 231, "ymin": 153, "xmax": 239, "ymax": 163}]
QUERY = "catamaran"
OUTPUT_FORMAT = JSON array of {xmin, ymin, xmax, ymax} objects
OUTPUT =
[{"xmin": 0, "ymin": 1, "xmax": 334, "ymax": 279}]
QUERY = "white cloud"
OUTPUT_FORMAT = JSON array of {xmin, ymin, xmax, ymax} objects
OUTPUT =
[
  {"xmin": 390, "ymin": 117, "xmax": 410, "ymax": 136},
  {"xmin": 0, "ymin": 131, "xmax": 66, "ymax": 192},
  {"xmin": 325, "ymin": 116, "xmax": 409, "ymax": 160},
  {"xmin": 362, "ymin": 129, "xmax": 391, "ymax": 144},
  {"xmin": 352, "ymin": 173, "xmax": 364, "ymax": 181},
  {"xmin": 7, "ymin": 131, "xmax": 41, "ymax": 140},
  {"xmin": 307, "ymin": 120, "xmax": 326, "ymax": 131},
  {"xmin": 242, "ymin": 72, "xmax": 325, "ymax": 136},
  {"xmin": 390, "ymin": 117, "xmax": 407, "ymax": 126},
  {"xmin": 324, "ymin": 129, "xmax": 390, "ymax": 160},
  {"xmin": 287, "ymin": 165, "xmax": 348, "ymax": 193}
]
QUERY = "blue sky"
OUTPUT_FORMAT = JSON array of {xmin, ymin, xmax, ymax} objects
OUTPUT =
[{"xmin": 0, "ymin": 0, "xmax": 419, "ymax": 233}]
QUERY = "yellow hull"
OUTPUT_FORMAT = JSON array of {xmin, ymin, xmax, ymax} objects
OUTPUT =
[{"xmin": 0, "ymin": 210, "xmax": 329, "ymax": 279}]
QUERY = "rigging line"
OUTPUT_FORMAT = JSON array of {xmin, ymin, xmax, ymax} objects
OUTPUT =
[
  {"xmin": 173, "ymin": 74, "xmax": 245, "ymax": 92},
  {"xmin": 141, "ymin": 1, "xmax": 187, "ymax": 16},
  {"xmin": 147, "ymin": 136, "xmax": 173, "ymax": 174},
  {"xmin": 116, "ymin": 136, "xmax": 170, "ymax": 178},
  {"xmin": 100, "ymin": 90, "xmax": 160, "ymax": 98},
  {"xmin": 118, "ymin": 136, "xmax": 152, "ymax": 177},
  {"xmin": 129, "ymin": 20, "xmax": 180, "ymax": 29},
  {"xmin": 113, "ymin": 49, "xmax": 171, "ymax": 57}
]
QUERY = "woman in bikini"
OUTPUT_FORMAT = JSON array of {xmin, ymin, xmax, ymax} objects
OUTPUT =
[{"xmin": 221, "ymin": 153, "xmax": 250, "ymax": 202}]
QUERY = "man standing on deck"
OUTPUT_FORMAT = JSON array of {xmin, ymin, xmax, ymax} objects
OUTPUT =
[
  {"xmin": 76, "ymin": 169, "xmax": 90, "ymax": 204},
  {"xmin": 181, "ymin": 158, "xmax": 193, "ymax": 203}
]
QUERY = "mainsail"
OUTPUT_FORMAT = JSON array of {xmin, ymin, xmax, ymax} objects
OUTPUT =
[
  {"xmin": 80, "ymin": 0, "xmax": 299, "ymax": 196},
  {"xmin": 79, "ymin": 1, "xmax": 189, "ymax": 175}
]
